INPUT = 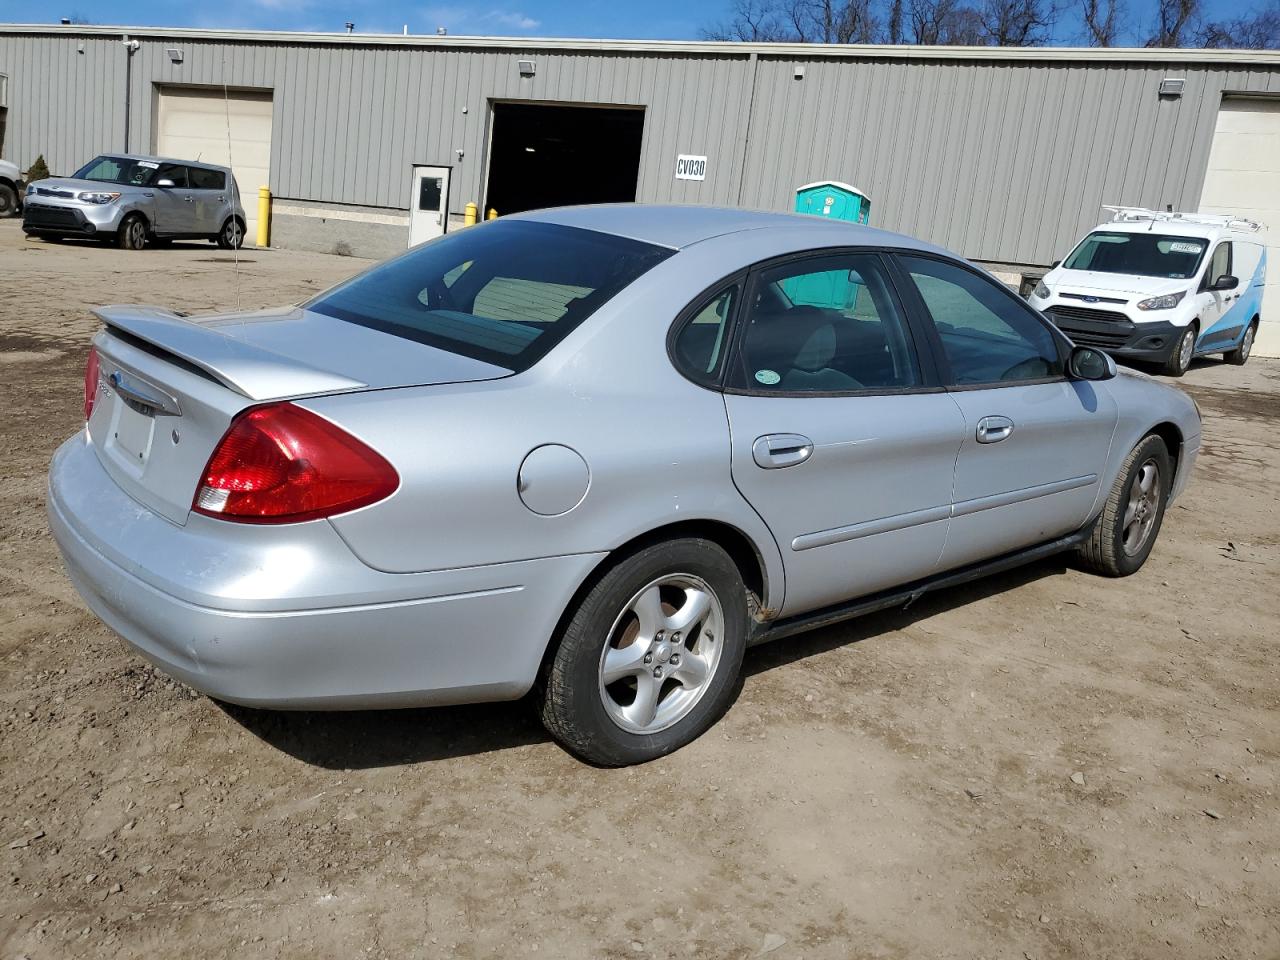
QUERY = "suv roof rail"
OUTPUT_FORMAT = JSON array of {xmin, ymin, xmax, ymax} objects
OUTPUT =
[{"xmin": 1101, "ymin": 204, "xmax": 1265, "ymax": 234}]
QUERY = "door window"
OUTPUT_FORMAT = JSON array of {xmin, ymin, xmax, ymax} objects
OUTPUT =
[
  {"xmin": 671, "ymin": 285, "xmax": 739, "ymax": 385},
  {"xmin": 899, "ymin": 255, "xmax": 1063, "ymax": 385},
  {"xmin": 418, "ymin": 176, "xmax": 443, "ymax": 212},
  {"xmin": 1205, "ymin": 242, "xmax": 1232, "ymax": 287},
  {"xmin": 155, "ymin": 163, "xmax": 188, "ymax": 188},
  {"xmin": 732, "ymin": 254, "xmax": 920, "ymax": 393},
  {"xmin": 188, "ymin": 167, "xmax": 226, "ymax": 190}
]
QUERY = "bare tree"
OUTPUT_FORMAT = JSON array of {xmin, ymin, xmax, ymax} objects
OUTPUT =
[
  {"xmin": 979, "ymin": 0, "xmax": 1056, "ymax": 44},
  {"xmin": 909, "ymin": 0, "xmax": 988, "ymax": 43},
  {"xmin": 1146, "ymin": 0, "xmax": 1199, "ymax": 46},
  {"xmin": 701, "ymin": 0, "xmax": 791, "ymax": 40},
  {"xmin": 887, "ymin": 0, "xmax": 905, "ymax": 41},
  {"xmin": 703, "ymin": 0, "xmax": 880, "ymax": 43},
  {"xmin": 1081, "ymin": 0, "xmax": 1120, "ymax": 45},
  {"xmin": 1199, "ymin": 0, "xmax": 1279, "ymax": 48}
]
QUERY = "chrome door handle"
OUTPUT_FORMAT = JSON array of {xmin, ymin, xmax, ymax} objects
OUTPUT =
[
  {"xmin": 752, "ymin": 433, "xmax": 813, "ymax": 469},
  {"xmin": 975, "ymin": 415, "xmax": 1014, "ymax": 443},
  {"xmin": 184, "ymin": 196, "xmax": 194, "ymax": 203}
]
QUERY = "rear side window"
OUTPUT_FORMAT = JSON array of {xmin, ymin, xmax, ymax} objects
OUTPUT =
[
  {"xmin": 900, "ymin": 255, "xmax": 1063, "ymax": 385},
  {"xmin": 671, "ymin": 285, "xmax": 739, "ymax": 385},
  {"xmin": 188, "ymin": 167, "xmax": 226, "ymax": 190},
  {"xmin": 308, "ymin": 220, "xmax": 673, "ymax": 372}
]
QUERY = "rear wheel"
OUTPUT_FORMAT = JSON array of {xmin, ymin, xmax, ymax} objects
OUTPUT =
[
  {"xmin": 1225, "ymin": 319, "xmax": 1258, "ymax": 366},
  {"xmin": 217, "ymin": 217, "xmax": 244, "ymax": 249},
  {"xmin": 0, "ymin": 184, "xmax": 17, "ymax": 218},
  {"xmin": 539, "ymin": 539, "xmax": 748, "ymax": 766},
  {"xmin": 117, "ymin": 214, "xmax": 148, "ymax": 251},
  {"xmin": 1162, "ymin": 324, "xmax": 1197, "ymax": 377},
  {"xmin": 1076, "ymin": 434, "xmax": 1171, "ymax": 577}
]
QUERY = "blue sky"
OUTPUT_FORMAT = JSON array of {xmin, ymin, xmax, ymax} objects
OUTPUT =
[{"xmin": 0, "ymin": 0, "xmax": 1270, "ymax": 45}]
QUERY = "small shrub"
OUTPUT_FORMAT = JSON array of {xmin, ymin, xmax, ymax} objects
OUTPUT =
[{"xmin": 25, "ymin": 155, "xmax": 50, "ymax": 182}]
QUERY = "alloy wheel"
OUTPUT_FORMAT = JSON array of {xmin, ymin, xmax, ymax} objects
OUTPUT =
[
  {"xmin": 1121, "ymin": 459, "xmax": 1161, "ymax": 556},
  {"xmin": 125, "ymin": 218, "xmax": 147, "ymax": 250},
  {"xmin": 1241, "ymin": 324, "xmax": 1255, "ymax": 361},
  {"xmin": 1177, "ymin": 329, "xmax": 1194, "ymax": 372}
]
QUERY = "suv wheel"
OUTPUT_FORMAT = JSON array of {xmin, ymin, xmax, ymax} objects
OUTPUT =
[
  {"xmin": 539, "ymin": 539, "xmax": 748, "ymax": 766},
  {"xmin": 117, "ymin": 214, "xmax": 148, "ymax": 251},
  {"xmin": 217, "ymin": 217, "xmax": 244, "ymax": 250},
  {"xmin": 0, "ymin": 184, "xmax": 17, "ymax": 218},
  {"xmin": 1225, "ymin": 319, "xmax": 1258, "ymax": 366},
  {"xmin": 1162, "ymin": 324, "xmax": 1197, "ymax": 377},
  {"xmin": 1076, "ymin": 434, "xmax": 1171, "ymax": 577}
]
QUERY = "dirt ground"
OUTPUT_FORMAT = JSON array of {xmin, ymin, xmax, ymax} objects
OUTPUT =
[{"xmin": 0, "ymin": 219, "xmax": 1277, "ymax": 960}]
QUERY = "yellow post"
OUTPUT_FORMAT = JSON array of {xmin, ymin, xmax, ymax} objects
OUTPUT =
[
  {"xmin": 256, "ymin": 186, "xmax": 271, "ymax": 248},
  {"xmin": 464, "ymin": 202, "xmax": 478, "ymax": 226},
  {"xmin": 486, "ymin": 207, "xmax": 498, "ymax": 221}
]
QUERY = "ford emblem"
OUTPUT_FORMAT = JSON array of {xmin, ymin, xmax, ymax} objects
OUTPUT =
[{"xmin": 1084, "ymin": 296, "xmax": 1099, "ymax": 303}]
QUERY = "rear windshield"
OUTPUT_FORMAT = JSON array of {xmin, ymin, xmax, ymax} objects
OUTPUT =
[
  {"xmin": 73, "ymin": 156, "xmax": 165, "ymax": 187},
  {"xmin": 1063, "ymin": 231, "xmax": 1207, "ymax": 280},
  {"xmin": 307, "ymin": 220, "xmax": 673, "ymax": 372}
]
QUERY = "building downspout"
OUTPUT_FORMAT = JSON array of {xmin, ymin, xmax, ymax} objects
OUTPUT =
[
  {"xmin": 121, "ymin": 34, "xmax": 139, "ymax": 151},
  {"xmin": 734, "ymin": 52, "xmax": 759, "ymax": 207}
]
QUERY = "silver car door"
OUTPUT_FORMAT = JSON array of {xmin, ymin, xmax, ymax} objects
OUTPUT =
[
  {"xmin": 717, "ymin": 252, "xmax": 966, "ymax": 617},
  {"xmin": 895, "ymin": 253, "xmax": 1118, "ymax": 570},
  {"xmin": 150, "ymin": 162, "xmax": 194, "ymax": 235},
  {"xmin": 185, "ymin": 166, "xmax": 226, "ymax": 234}
]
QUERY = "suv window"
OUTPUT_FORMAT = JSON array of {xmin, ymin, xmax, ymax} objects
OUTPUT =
[
  {"xmin": 1205, "ymin": 242, "xmax": 1232, "ymax": 287},
  {"xmin": 672, "ymin": 285, "xmax": 739, "ymax": 385},
  {"xmin": 307, "ymin": 220, "xmax": 673, "ymax": 373},
  {"xmin": 900, "ymin": 255, "xmax": 1062, "ymax": 385},
  {"xmin": 188, "ymin": 167, "xmax": 226, "ymax": 190},
  {"xmin": 155, "ymin": 163, "xmax": 188, "ymax": 188},
  {"xmin": 732, "ymin": 253, "xmax": 919, "ymax": 393}
]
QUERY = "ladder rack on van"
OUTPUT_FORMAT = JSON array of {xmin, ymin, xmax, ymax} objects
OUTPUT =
[{"xmin": 1102, "ymin": 205, "xmax": 1265, "ymax": 233}]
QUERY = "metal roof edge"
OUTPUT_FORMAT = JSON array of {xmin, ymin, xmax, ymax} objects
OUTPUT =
[{"xmin": 3, "ymin": 23, "xmax": 1280, "ymax": 65}]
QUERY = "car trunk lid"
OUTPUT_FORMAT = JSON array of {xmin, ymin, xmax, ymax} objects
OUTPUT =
[{"xmin": 88, "ymin": 304, "xmax": 511, "ymax": 525}]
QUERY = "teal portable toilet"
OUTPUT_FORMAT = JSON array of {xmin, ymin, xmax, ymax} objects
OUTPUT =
[{"xmin": 795, "ymin": 181, "xmax": 871, "ymax": 224}]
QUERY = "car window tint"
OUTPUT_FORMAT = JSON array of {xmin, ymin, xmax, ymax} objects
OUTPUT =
[
  {"xmin": 733, "ymin": 253, "xmax": 919, "ymax": 393},
  {"xmin": 672, "ymin": 285, "xmax": 738, "ymax": 384},
  {"xmin": 188, "ymin": 167, "xmax": 226, "ymax": 190},
  {"xmin": 307, "ymin": 220, "xmax": 673, "ymax": 373},
  {"xmin": 156, "ymin": 163, "xmax": 188, "ymax": 188},
  {"xmin": 900, "ymin": 255, "xmax": 1062, "ymax": 385}
]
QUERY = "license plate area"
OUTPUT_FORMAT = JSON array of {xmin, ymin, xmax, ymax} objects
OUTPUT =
[{"xmin": 106, "ymin": 394, "xmax": 157, "ymax": 470}]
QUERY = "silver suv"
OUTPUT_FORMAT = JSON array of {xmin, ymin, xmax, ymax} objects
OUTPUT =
[{"xmin": 22, "ymin": 154, "xmax": 246, "ymax": 250}]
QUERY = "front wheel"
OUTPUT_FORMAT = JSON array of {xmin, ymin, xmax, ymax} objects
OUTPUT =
[
  {"xmin": 117, "ymin": 214, "xmax": 148, "ymax": 251},
  {"xmin": 0, "ymin": 184, "xmax": 18, "ymax": 218},
  {"xmin": 217, "ymin": 217, "xmax": 244, "ymax": 249},
  {"xmin": 1076, "ymin": 434, "xmax": 1171, "ymax": 577},
  {"xmin": 1162, "ymin": 324, "xmax": 1197, "ymax": 377},
  {"xmin": 1225, "ymin": 319, "xmax": 1258, "ymax": 366},
  {"xmin": 539, "ymin": 539, "xmax": 749, "ymax": 766}
]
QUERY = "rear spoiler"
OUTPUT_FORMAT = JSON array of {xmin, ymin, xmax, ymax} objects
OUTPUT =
[{"xmin": 92, "ymin": 305, "xmax": 367, "ymax": 401}]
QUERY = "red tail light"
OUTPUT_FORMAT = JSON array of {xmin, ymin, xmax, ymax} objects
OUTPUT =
[
  {"xmin": 193, "ymin": 403, "xmax": 399, "ymax": 524},
  {"xmin": 83, "ymin": 347, "xmax": 100, "ymax": 420}
]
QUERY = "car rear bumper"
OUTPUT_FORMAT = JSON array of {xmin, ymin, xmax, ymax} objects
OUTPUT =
[{"xmin": 48, "ymin": 433, "xmax": 603, "ymax": 709}]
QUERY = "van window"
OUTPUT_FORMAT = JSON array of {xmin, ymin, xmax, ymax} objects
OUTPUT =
[
  {"xmin": 1205, "ymin": 242, "xmax": 1232, "ymax": 286},
  {"xmin": 1064, "ymin": 231, "xmax": 1207, "ymax": 280}
]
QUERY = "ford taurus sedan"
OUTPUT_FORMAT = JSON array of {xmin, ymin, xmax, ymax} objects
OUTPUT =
[{"xmin": 47, "ymin": 205, "xmax": 1201, "ymax": 765}]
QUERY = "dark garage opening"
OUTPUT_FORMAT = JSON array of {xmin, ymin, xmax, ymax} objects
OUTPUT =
[{"xmin": 484, "ymin": 102, "xmax": 644, "ymax": 217}]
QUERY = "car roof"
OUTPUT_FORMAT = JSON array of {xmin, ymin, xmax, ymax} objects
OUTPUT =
[
  {"xmin": 1088, "ymin": 219, "xmax": 1261, "ymax": 244},
  {"xmin": 512, "ymin": 203, "xmax": 947, "ymax": 254},
  {"xmin": 99, "ymin": 152, "xmax": 231, "ymax": 173}
]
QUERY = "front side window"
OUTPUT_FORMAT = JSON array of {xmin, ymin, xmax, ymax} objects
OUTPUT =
[
  {"xmin": 1205, "ymin": 242, "xmax": 1232, "ymax": 287},
  {"xmin": 188, "ymin": 167, "xmax": 226, "ymax": 190},
  {"xmin": 900, "ymin": 255, "xmax": 1063, "ymax": 385},
  {"xmin": 732, "ymin": 253, "xmax": 920, "ymax": 393},
  {"xmin": 307, "ymin": 220, "xmax": 673, "ymax": 373},
  {"xmin": 1064, "ymin": 231, "xmax": 1207, "ymax": 280},
  {"xmin": 155, "ymin": 163, "xmax": 188, "ymax": 188},
  {"xmin": 672, "ymin": 285, "xmax": 739, "ymax": 385}
]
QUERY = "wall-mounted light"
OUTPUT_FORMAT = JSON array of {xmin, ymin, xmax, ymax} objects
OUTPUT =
[
  {"xmin": 1159, "ymin": 77, "xmax": 1185, "ymax": 98},
  {"xmin": 794, "ymin": 64, "xmax": 806, "ymax": 80},
  {"xmin": 517, "ymin": 59, "xmax": 535, "ymax": 77},
  {"xmin": 166, "ymin": 47, "xmax": 184, "ymax": 63}
]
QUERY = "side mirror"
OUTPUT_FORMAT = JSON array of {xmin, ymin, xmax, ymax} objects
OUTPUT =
[
  {"xmin": 1211, "ymin": 274, "xmax": 1239, "ymax": 292},
  {"xmin": 1051, "ymin": 260, "xmax": 1061, "ymax": 269},
  {"xmin": 1068, "ymin": 345, "xmax": 1117, "ymax": 381},
  {"xmin": 156, "ymin": 178, "xmax": 175, "ymax": 188}
]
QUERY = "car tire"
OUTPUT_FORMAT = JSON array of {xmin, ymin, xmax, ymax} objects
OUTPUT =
[
  {"xmin": 538, "ymin": 538, "xmax": 749, "ymax": 766},
  {"xmin": 0, "ymin": 184, "xmax": 18, "ymax": 218},
  {"xmin": 117, "ymin": 214, "xmax": 148, "ymax": 251},
  {"xmin": 217, "ymin": 217, "xmax": 245, "ymax": 250},
  {"xmin": 1162, "ymin": 323, "xmax": 1197, "ymax": 377},
  {"xmin": 1225, "ymin": 319, "xmax": 1258, "ymax": 366},
  {"xmin": 1076, "ymin": 434, "xmax": 1172, "ymax": 578}
]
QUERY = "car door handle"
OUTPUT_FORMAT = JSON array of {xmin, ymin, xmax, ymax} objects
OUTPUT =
[
  {"xmin": 183, "ymin": 196, "xmax": 194, "ymax": 203},
  {"xmin": 975, "ymin": 415, "xmax": 1014, "ymax": 444},
  {"xmin": 752, "ymin": 434, "xmax": 813, "ymax": 469}
]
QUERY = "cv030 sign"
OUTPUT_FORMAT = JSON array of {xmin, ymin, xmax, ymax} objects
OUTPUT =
[{"xmin": 675, "ymin": 155, "xmax": 707, "ymax": 181}]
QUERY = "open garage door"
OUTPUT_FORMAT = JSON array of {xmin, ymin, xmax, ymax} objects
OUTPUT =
[
  {"xmin": 484, "ymin": 102, "xmax": 643, "ymax": 218},
  {"xmin": 156, "ymin": 87, "xmax": 273, "ymax": 246},
  {"xmin": 1200, "ymin": 97, "xmax": 1280, "ymax": 358}
]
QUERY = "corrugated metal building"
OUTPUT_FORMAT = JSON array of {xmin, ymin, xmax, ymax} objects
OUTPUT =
[{"xmin": 1, "ymin": 23, "xmax": 1279, "ymax": 275}]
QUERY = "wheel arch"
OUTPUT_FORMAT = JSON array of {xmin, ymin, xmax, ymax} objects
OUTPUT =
[{"xmin": 1148, "ymin": 420, "xmax": 1183, "ymax": 477}]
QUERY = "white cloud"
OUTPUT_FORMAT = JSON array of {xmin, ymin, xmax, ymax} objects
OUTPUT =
[
  {"xmin": 421, "ymin": 5, "xmax": 540, "ymax": 32},
  {"xmin": 482, "ymin": 10, "xmax": 540, "ymax": 29}
]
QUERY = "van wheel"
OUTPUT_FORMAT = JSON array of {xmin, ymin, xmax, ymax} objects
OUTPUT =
[
  {"xmin": 1225, "ymin": 319, "xmax": 1258, "ymax": 366},
  {"xmin": 217, "ymin": 217, "xmax": 244, "ymax": 249},
  {"xmin": 538, "ymin": 539, "xmax": 748, "ymax": 766},
  {"xmin": 0, "ymin": 184, "xmax": 17, "ymax": 218},
  {"xmin": 1076, "ymin": 434, "xmax": 1171, "ymax": 577},
  {"xmin": 117, "ymin": 214, "xmax": 148, "ymax": 250},
  {"xmin": 1162, "ymin": 324, "xmax": 1196, "ymax": 377}
]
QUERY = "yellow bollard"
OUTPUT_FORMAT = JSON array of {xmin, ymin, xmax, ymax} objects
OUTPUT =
[
  {"xmin": 464, "ymin": 202, "xmax": 478, "ymax": 226},
  {"xmin": 256, "ymin": 186, "xmax": 271, "ymax": 248},
  {"xmin": 486, "ymin": 207, "xmax": 498, "ymax": 221}
]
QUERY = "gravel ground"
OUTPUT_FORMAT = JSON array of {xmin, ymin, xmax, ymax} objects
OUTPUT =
[{"xmin": 1, "ymin": 219, "xmax": 1277, "ymax": 959}]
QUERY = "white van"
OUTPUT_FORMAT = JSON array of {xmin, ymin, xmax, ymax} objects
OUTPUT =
[{"xmin": 1029, "ymin": 207, "xmax": 1266, "ymax": 376}]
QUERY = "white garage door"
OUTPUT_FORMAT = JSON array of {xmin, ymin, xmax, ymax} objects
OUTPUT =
[
  {"xmin": 155, "ymin": 87, "xmax": 273, "ymax": 246},
  {"xmin": 1199, "ymin": 97, "xmax": 1280, "ymax": 358}
]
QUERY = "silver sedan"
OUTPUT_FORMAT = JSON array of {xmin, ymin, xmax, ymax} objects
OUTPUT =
[{"xmin": 48, "ymin": 205, "xmax": 1201, "ymax": 765}]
